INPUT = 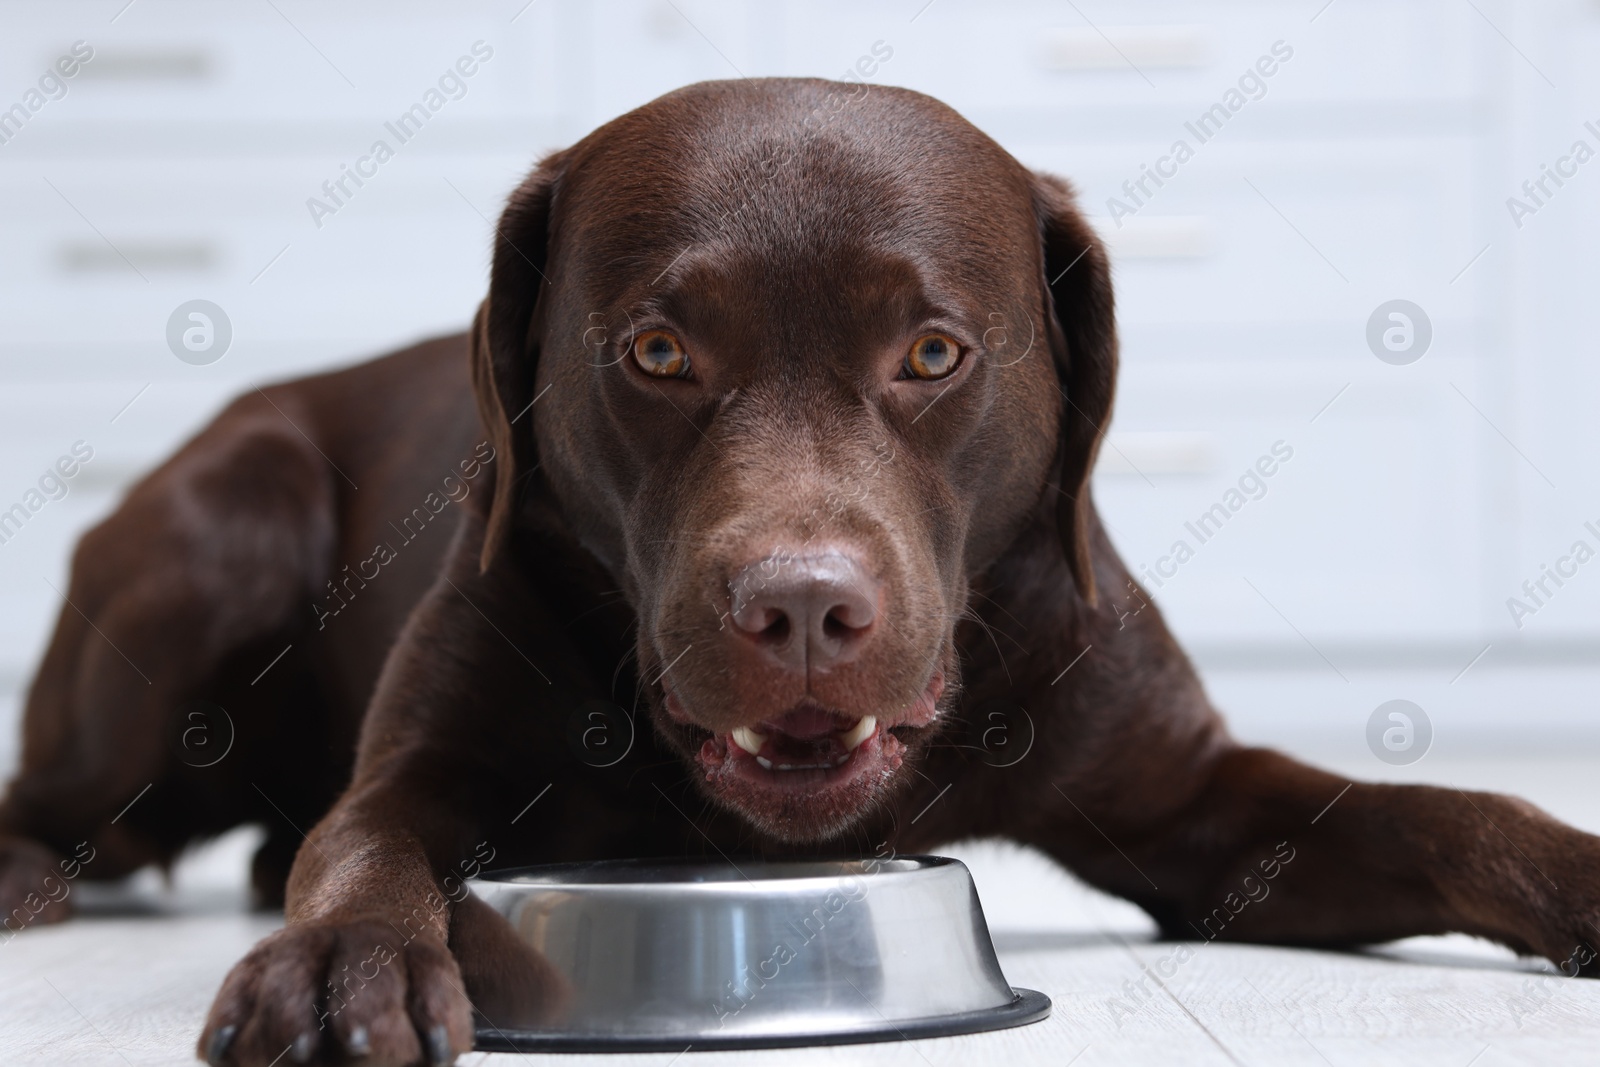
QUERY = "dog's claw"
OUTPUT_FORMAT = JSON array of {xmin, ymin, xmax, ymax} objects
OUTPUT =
[
  {"xmin": 290, "ymin": 1030, "xmax": 316, "ymax": 1064},
  {"xmin": 205, "ymin": 1025, "xmax": 237, "ymax": 1066},
  {"xmin": 427, "ymin": 1023, "xmax": 454, "ymax": 1065},
  {"xmin": 345, "ymin": 1024, "xmax": 371, "ymax": 1056}
]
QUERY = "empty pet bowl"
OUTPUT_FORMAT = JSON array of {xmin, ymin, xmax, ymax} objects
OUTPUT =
[{"xmin": 468, "ymin": 855, "xmax": 1049, "ymax": 1052}]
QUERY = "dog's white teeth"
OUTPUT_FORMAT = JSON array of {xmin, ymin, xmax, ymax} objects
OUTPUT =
[
  {"xmin": 755, "ymin": 756, "xmax": 773, "ymax": 770},
  {"xmin": 731, "ymin": 726, "xmax": 766, "ymax": 756},
  {"xmin": 840, "ymin": 715, "xmax": 877, "ymax": 751}
]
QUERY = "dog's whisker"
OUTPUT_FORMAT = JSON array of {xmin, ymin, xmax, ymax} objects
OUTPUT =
[
  {"xmin": 610, "ymin": 641, "xmax": 640, "ymax": 702},
  {"xmin": 964, "ymin": 586, "xmax": 1031, "ymax": 634},
  {"xmin": 950, "ymin": 607, "xmax": 1028, "ymax": 654},
  {"xmin": 950, "ymin": 609, "xmax": 1016, "ymax": 687}
]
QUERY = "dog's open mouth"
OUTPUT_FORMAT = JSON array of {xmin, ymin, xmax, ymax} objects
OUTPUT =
[
  {"xmin": 656, "ymin": 662, "xmax": 940, "ymax": 838},
  {"xmin": 663, "ymin": 669, "xmax": 945, "ymax": 840},
  {"xmin": 696, "ymin": 704, "xmax": 908, "ymax": 789}
]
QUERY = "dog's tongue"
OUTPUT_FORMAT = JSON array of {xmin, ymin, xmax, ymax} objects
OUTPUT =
[{"xmin": 761, "ymin": 705, "xmax": 854, "ymax": 740}]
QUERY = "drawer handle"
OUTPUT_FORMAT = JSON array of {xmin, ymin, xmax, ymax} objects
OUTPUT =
[
  {"xmin": 1098, "ymin": 432, "xmax": 1217, "ymax": 477},
  {"xmin": 75, "ymin": 48, "xmax": 211, "ymax": 81},
  {"xmin": 1039, "ymin": 26, "xmax": 1210, "ymax": 72},
  {"xmin": 1091, "ymin": 216, "xmax": 1213, "ymax": 260},
  {"xmin": 59, "ymin": 240, "xmax": 216, "ymax": 274}
]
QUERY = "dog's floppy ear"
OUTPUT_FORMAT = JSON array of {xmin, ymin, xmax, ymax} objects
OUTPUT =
[
  {"xmin": 1032, "ymin": 172, "xmax": 1118, "ymax": 607},
  {"xmin": 472, "ymin": 149, "xmax": 570, "ymax": 571}
]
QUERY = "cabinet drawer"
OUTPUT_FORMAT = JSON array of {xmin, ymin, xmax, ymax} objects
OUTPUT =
[
  {"xmin": 1016, "ymin": 135, "xmax": 1490, "ymax": 341},
  {"xmin": 1096, "ymin": 357, "xmax": 1493, "ymax": 646},
  {"xmin": 0, "ymin": 154, "xmax": 533, "ymax": 357},
  {"xmin": 0, "ymin": 0, "xmax": 567, "ymax": 129},
  {"xmin": 779, "ymin": 0, "xmax": 1488, "ymax": 136}
]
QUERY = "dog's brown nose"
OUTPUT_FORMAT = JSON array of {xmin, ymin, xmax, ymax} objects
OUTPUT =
[{"xmin": 728, "ymin": 552, "xmax": 880, "ymax": 670}]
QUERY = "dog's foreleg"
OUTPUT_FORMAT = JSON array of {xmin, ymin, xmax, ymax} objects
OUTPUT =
[{"xmin": 1028, "ymin": 745, "xmax": 1600, "ymax": 974}]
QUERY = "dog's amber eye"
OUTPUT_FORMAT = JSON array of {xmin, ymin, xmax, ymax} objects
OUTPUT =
[
  {"xmin": 632, "ymin": 330, "xmax": 690, "ymax": 378},
  {"xmin": 903, "ymin": 334, "xmax": 962, "ymax": 380}
]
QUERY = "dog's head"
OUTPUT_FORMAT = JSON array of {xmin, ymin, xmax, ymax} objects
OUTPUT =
[{"xmin": 472, "ymin": 79, "xmax": 1115, "ymax": 843}]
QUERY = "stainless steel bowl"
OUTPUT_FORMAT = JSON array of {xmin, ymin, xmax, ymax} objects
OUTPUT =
[{"xmin": 468, "ymin": 855, "xmax": 1049, "ymax": 1052}]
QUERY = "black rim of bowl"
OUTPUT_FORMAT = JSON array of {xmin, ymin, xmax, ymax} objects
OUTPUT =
[{"xmin": 472, "ymin": 987, "xmax": 1051, "ymax": 1053}]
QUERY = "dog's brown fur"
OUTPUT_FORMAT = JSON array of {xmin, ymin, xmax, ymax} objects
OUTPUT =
[{"xmin": 1, "ymin": 80, "xmax": 1597, "ymax": 1067}]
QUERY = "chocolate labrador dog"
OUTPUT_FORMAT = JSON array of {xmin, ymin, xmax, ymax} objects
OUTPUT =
[{"xmin": 2, "ymin": 78, "xmax": 1597, "ymax": 1067}]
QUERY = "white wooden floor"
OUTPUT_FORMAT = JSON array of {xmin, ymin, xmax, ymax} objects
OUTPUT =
[{"xmin": 4, "ymin": 749, "xmax": 1599, "ymax": 1067}]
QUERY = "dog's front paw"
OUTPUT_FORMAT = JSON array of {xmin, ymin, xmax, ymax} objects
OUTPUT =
[
  {"xmin": 0, "ymin": 836, "xmax": 74, "ymax": 933},
  {"xmin": 1529, "ymin": 914, "xmax": 1600, "ymax": 978},
  {"xmin": 1534, "ymin": 897, "xmax": 1600, "ymax": 978},
  {"xmin": 197, "ymin": 919, "xmax": 473, "ymax": 1066},
  {"xmin": 1506, "ymin": 823, "xmax": 1600, "ymax": 977}
]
